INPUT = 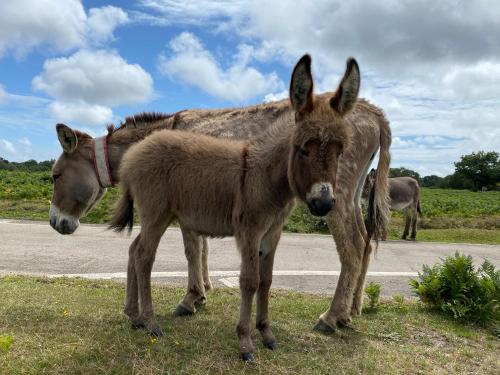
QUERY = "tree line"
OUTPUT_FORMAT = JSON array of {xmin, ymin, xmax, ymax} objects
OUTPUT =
[
  {"xmin": 0, "ymin": 157, "xmax": 54, "ymax": 172},
  {"xmin": 390, "ymin": 151, "xmax": 500, "ymax": 191}
]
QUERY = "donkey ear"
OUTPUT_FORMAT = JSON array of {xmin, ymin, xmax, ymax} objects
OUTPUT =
[
  {"xmin": 290, "ymin": 54, "xmax": 314, "ymax": 114},
  {"xmin": 56, "ymin": 123, "xmax": 78, "ymax": 153},
  {"xmin": 330, "ymin": 57, "xmax": 360, "ymax": 114}
]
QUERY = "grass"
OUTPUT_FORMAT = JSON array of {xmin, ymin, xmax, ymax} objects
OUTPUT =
[
  {"xmin": 0, "ymin": 276, "xmax": 498, "ymax": 374},
  {"xmin": 1, "ymin": 171, "xmax": 499, "ymax": 244}
]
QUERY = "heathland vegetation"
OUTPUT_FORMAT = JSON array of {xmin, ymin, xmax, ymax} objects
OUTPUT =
[{"xmin": 0, "ymin": 151, "xmax": 499, "ymax": 243}]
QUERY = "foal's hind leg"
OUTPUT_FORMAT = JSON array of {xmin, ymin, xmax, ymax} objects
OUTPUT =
[
  {"xmin": 135, "ymin": 216, "xmax": 171, "ymax": 337},
  {"xmin": 175, "ymin": 227, "xmax": 206, "ymax": 316},
  {"xmin": 410, "ymin": 204, "xmax": 418, "ymax": 240},
  {"xmin": 201, "ymin": 236, "xmax": 213, "ymax": 291},
  {"xmin": 124, "ymin": 234, "xmax": 143, "ymax": 327}
]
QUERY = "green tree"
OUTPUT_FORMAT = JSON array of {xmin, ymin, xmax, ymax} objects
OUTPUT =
[
  {"xmin": 454, "ymin": 151, "xmax": 500, "ymax": 191},
  {"xmin": 422, "ymin": 175, "xmax": 443, "ymax": 188}
]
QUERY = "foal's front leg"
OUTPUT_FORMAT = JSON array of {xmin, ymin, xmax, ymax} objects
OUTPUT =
[
  {"xmin": 135, "ymin": 220, "xmax": 170, "ymax": 337},
  {"xmin": 256, "ymin": 228, "xmax": 281, "ymax": 350},
  {"xmin": 235, "ymin": 234, "xmax": 260, "ymax": 361}
]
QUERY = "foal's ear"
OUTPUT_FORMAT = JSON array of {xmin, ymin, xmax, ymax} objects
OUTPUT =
[
  {"xmin": 56, "ymin": 123, "xmax": 78, "ymax": 153},
  {"xmin": 330, "ymin": 57, "xmax": 360, "ymax": 115},
  {"xmin": 290, "ymin": 54, "xmax": 314, "ymax": 114}
]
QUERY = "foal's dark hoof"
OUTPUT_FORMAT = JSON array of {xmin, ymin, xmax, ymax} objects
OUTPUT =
[
  {"xmin": 194, "ymin": 296, "xmax": 207, "ymax": 308},
  {"xmin": 241, "ymin": 352, "xmax": 255, "ymax": 362},
  {"xmin": 313, "ymin": 319, "xmax": 336, "ymax": 334},
  {"xmin": 263, "ymin": 340, "xmax": 277, "ymax": 350},
  {"xmin": 149, "ymin": 326, "xmax": 164, "ymax": 338},
  {"xmin": 130, "ymin": 319, "xmax": 145, "ymax": 330},
  {"xmin": 174, "ymin": 304, "xmax": 195, "ymax": 317}
]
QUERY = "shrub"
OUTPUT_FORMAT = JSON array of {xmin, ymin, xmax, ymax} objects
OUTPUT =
[
  {"xmin": 409, "ymin": 252, "xmax": 500, "ymax": 325},
  {"xmin": 364, "ymin": 282, "xmax": 381, "ymax": 310}
]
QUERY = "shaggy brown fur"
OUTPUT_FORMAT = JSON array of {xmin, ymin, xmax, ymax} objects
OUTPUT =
[
  {"xmin": 50, "ymin": 55, "xmax": 391, "ymax": 345},
  {"xmin": 109, "ymin": 55, "xmax": 390, "ymax": 360}
]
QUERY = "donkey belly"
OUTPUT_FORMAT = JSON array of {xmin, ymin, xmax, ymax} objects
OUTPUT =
[{"xmin": 178, "ymin": 214, "xmax": 234, "ymax": 238}]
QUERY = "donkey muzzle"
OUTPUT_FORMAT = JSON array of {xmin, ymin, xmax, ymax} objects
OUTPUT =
[{"xmin": 307, "ymin": 197, "xmax": 335, "ymax": 216}]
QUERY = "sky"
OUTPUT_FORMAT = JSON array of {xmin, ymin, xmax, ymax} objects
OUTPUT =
[{"xmin": 0, "ymin": 0, "xmax": 499, "ymax": 176}]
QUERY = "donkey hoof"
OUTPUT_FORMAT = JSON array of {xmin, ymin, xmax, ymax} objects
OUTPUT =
[
  {"xmin": 313, "ymin": 319, "xmax": 336, "ymax": 334},
  {"xmin": 241, "ymin": 352, "xmax": 255, "ymax": 362},
  {"xmin": 194, "ymin": 296, "xmax": 207, "ymax": 307},
  {"xmin": 263, "ymin": 340, "xmax": 277, "ymax": 350},
  {"xmin": 148, "ymin": 325, "xmax": 164, "ymax": 338},
  {"xmin": 130, "ymin": 319, "xmax": 145, "ymax": 330},
  {"xmin": 174, "ymin": 304, "xmax": 195, "ymax": 317},
  {"xmin": 338, "ymin": 320, "xmax": 355, "ymax": 330}
]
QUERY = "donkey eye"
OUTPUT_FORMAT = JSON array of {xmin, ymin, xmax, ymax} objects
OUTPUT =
[
  {"xmin": 299, "ymin": 148, "xmax": 309, "ymax": 157},
  {"xmin": 52, "ymin": 173, "xmax": 61, "ymax": 182}
]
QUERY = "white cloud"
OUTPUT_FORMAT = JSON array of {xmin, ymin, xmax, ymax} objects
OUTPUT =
[
  {"xmin": 263, "ymin": 90, "xmax": 288, "ymax": 103},
  {"xmin": 0, "ymin": 1, "xmax": 128, "ymax": 58},
  {"xmin": 443, "ymin": 62, "xmax": 500, "ymax": 100},
  {"xmin": 33, "ymin": 49, "xmax": 154, "ymax": 125},
  {"xmin": 0, "ymin": 139, "xmax": 16, "ymax": 154},
  {"xmin": 87, "ymin": 6, "xmax": 129, "ymax": 44},
  {"xmin": 48, "ymin": 101, "xmax": 113, "ymax": 125},
  {"xmin": 158, "ymin": 32, "xmax": 283, "ymax": 102}
]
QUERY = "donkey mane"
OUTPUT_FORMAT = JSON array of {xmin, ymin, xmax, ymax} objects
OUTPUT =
[{"xmin": 107, "ymin": 112, "xmax": 176, "ymax": 135}]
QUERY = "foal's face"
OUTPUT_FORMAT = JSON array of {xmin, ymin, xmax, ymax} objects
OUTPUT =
[
  {"xmin": 50, "ymin": 125, "xmax": 105, "ymax": 234},
  {"xmin": 288, "ymin": 55, "xmax": 360, "ymax": 216}
]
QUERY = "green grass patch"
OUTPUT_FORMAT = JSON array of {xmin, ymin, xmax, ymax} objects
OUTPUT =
[{"xmin": 0, "ymin": 276, "xmax": 498, "ymax": 374}]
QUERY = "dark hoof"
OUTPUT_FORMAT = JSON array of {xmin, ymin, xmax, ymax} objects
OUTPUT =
[
  {"xmin": 241, "ymin": 352, "xmax": 255, "ymax": 362},
  {"xmin": 149, "ymin": 326, "xmax": 164, "ymax": 338},
  {"xmin": 194, "ymin": 296, "xmax": 207, "ymax": 308},
  {"xmin": 409, "ymin": 237, "xmax": 416, "ymax": 241},
  {"xmin": 338, "ymin": 320, "xmax": 355, "ymax": 330},
  {"xmin": 130, "ymin": 319, "xmax": 145, "ymax": 330},
  {"xmin": 263, "ymin": 340, "xmax": 277, "ymax": 350},
  {"xmin": 313, "ymin": 320, "xmax": 336, "ymax": 334},
  {"xmin": 174, "ymin": 304, "xmax": 195, "ymax": 317}
]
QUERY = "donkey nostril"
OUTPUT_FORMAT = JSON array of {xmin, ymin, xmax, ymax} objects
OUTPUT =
[{"xmin": 50, "ymin": 217, "xmax": 56, "ymax": 228}]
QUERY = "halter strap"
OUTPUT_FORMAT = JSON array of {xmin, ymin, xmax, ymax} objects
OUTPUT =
[{"xmin": 92, "ymin": 136, "xmax": 115, "ymax": 188}]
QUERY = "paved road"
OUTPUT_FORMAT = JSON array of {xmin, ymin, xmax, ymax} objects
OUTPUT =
[{"xmin": 1, "ymin": 219, "xmax": 499, "ymax": 297}]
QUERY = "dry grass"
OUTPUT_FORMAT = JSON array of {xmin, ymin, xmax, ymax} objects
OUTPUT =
[{"xmin": 1, "ymin": 276, "xmax": 498, "ymax": 374}]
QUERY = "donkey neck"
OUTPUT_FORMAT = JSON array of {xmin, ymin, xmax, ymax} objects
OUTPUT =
[{"xmin": 245, "ymin": 119, "xmax": 295, "ymax": 209}]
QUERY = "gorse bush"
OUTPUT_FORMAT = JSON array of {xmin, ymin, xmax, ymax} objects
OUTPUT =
[
  {"xmin": 409, "ymin": 252, "xmax": 500, "ymax": 325},
  {"xmin": 364, "ymin": 282, "xmax": 381, "ymax": 310}
]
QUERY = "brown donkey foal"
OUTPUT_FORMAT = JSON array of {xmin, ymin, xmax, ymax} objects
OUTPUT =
[{"xmin": 111, "ymin": 55, "xmax": 364, "ymax": 361}]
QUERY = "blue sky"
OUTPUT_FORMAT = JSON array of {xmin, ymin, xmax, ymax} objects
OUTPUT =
[{"xmin": 1, "ymin": 0, "xmax": 499, "ymax": 176}]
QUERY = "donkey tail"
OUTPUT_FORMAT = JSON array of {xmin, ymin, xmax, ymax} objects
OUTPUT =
[
  {"xmin": 366, "ymin": 117, "xmax": 391, "ymax": 247},
  {"xmin": 417, "ymin": 200, "xmax": 422, "ymax": 216},
  {"xmin": 109, "ymin": 185, "xmax": 134, "ymax": 234}
]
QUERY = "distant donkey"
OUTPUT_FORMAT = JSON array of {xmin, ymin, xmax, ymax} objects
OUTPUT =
[
  {"xmin": 362, "ymin": 169, "xmax": 421, "ymax": 240},
  {"xmin": 109, "ymin": 55, "xmax": 391, "ymax": 361}
]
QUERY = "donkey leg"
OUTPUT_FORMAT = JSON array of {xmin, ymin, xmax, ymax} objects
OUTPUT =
[
  {"xmin": 351, "ymin": 207, "xmax": 372, "ymax": 316},
  {"xmin": 201, "ymin": 236, "xmax": 213, "ymax": 291},
  {"xmin": 256, "ymin": 229, "xmax": 281, "ymax": 350},
  {"xmin": 176, "ymin": 227, "xmax": 206, "ymax": 316},
  {"xmin": 124, "ymin": 234, "xmax": 143, "ymax": 328},
  {"xmin": 135, "ymin": 220, "xmax": 170, "ymax": 337},
  {"xmin": 315, "ymin": 210, "xmax": 364, "ymax": 332},
  {"xmin": 402, "ymin": 211, "xmax": 411, "ymax": 240},
  {"xmin": 410, "ymin": 205, "xmax": 418, "ymax": 240},
  {"xmin": 235, "ymin": 235, "xmax": 260, "ymax": 361}
]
